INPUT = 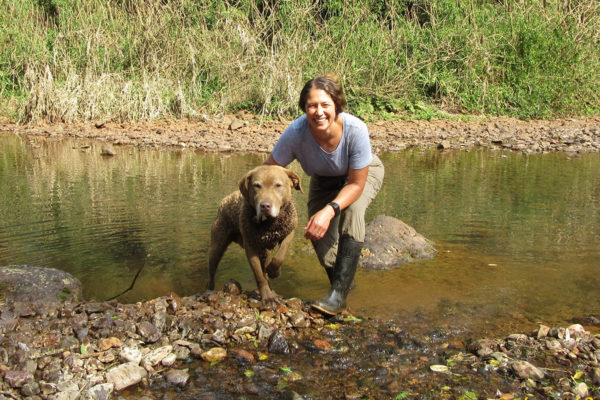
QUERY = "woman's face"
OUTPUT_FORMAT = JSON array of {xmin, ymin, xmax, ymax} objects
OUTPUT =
[{"xmin": 305, "ymin": 88, "xmax": 337, "ymax": 135}]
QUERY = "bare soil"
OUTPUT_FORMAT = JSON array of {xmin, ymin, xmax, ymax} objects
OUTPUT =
[{"xmin": 2, "ymin": 114, "xmax": 600, "ymax": 153}]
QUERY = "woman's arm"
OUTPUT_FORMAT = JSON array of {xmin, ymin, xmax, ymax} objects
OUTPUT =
[
  {"xmin": 304, "ymin": 165, "xmax": 369, "ymax": 241},
  {"xmin": 263, "ymin": 153, "xmax": 285, "ymax": 166}
]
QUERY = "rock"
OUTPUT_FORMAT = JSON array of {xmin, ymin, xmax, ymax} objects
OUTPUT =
[
  {"xmin": 592, "ymin": 367, "xmax": 600, "ymax": 385},
  {"xmin": 258, "ymin": 324, "xmax": 274, "ymax": 341},
  {"xmin": 20, "ymin": 381, "xmax": 41, "ymax": 396},
  {"xmin": 267, "ymin": 330, "xmax": 290, "ymax": 354},
  {"xmin": 142, "ymin": 346, "xmax": 173, "ymax": 369},
  {"xmin": 536, "ymin": 324, "xmax": 550, "ymax": 338},
  {"xmin": 106, "ymin": 362, "xmax": 148, "ymax": 391},
  {"xmin": 290, "ymin": 311, "xmax": 310, "ymax": 328},
  {"xmin": 467, "ymin": 338, "xmax": 497, "ymax": 358},
  {"xmin": 232, "ymin": 348, "xmax": 255, "ymax": 362},
  {"xmin": 506, "ymin": 334, "xmax": 529, "ymax": 343},
  {"xmin": 100, "ymin": 144, "xmax": 116, "ymax": 156},
  {"xmin": 152, "ymin": 311, "xmax": 167, "ymax": 333},
  {"xmin": 4, "ymin": 370, "xmax": 34, "ymax": 388},
  {"xmin": 137, "ymin": 321, "xmax": 161, "ymax": 343},
  {"xmin": 566, "ymin": 324, "xmax": 586, "ymax": 339},
  {"xmin": 506, "ymin": 333, "xmax": 529, "ymax": 349},
  {"xmin": 510, "ymin": 360, "xmax": 545, "ymax": 380},
  {"xmin": 313, "ymin": 339, "xmax": 332, "ymax": 351},
  {"xmin": 201, "ymin": 347, "xmax": 227, "ymax": 362},
  {"xmin": 0, "ymin": 265, "xmax": 83, "ymax": 308},
  {"xmin": 229, "ymin": 119, "xmax": 244, "ymax": 130},
  {"xmin": 550, "ymin": 327, "xmax": 566, "ymax": 339},
  {"xmin": 573, "ymin": 381, "xmax": 589, "ymax": 398},
  {"xmin": 164, "ymin": 368, "xmax": 190, "ymax": 387},
  {"xmin": 211, "ymin": 328, "xmax": 227, "ymax": 344},
  {"xmin": 223, "ymin": 279, "xmax": 242, "ymax": 295},
  {"xmin": 87, "ymin": 383, "xmax": 114, "ymax": 400},
  {"xmin": 360, "ymin": 216, "xmax": 437, "ymax": 269},
  {"xmin": 174, "ymin": 345, "xmax": 191, "ymax": 360},
  {"xmin": 0, "ymin": 312, "xmax": 18, "ymax": 333},
  {"xmin": 280, "ymin": 390, "xmax": 304, "ymax": 400},
  {"xmin": 546, "ymin": 339, "xmax": 563, "ymax": 353},
  {"xmin": 437, "ymin": 140, "xmax": 451, "ymax": 149},
  {"xmin": 98, "ymin": 337, "xmax": 122, "ymax": 351},
  {"xmin": 120, "ymin": 346, "xmax": 143, "ymax": 364},
  {"xmin": 161, "ymin": 353, "xmax": 177, "ymax": 367},
  {"xmin": 53, "ymin": 381, "xmax": 80, "ymax": 400}
]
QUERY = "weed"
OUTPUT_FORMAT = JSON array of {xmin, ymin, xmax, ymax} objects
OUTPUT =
[{"xmin": 1, "ymin": 0, "xmax": 598, "ymax": 121}]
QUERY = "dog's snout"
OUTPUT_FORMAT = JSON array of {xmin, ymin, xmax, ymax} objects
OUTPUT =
[{"xmin": 260, "ymin": 201, "xmax": 272, "ymax": 212}]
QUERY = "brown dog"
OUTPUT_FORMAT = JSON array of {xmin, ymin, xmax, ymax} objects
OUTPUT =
[{"xmin": 207, "ymin": 165, "xmax": 303, "ymax": 301}]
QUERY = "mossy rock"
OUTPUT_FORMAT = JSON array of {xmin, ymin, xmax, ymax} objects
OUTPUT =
[
  {"xmin": 360, "ymin": 216, "xmax": 437, "ymax": 270},
  {"xmin": 0, "ymin": 265, "xmax": 83, "ymax": 311}
]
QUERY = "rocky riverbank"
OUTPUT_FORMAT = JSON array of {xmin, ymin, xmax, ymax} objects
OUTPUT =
[
  {"xmin": 1, "ymin": 267, "xmax": 600, "ymax": 399},
  {"xmin": 2, "ymin": 115, "xmax": 600, "ymax": 154}
]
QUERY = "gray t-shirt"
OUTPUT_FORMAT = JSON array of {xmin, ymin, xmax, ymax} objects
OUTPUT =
[{"xmin": 271, "ymin": 112, "xmax": 373, "ymax": 177}]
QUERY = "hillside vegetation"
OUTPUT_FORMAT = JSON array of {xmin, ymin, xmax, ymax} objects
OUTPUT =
[{"xmin": 1, "ymin": 0, "xmax": 599, "ymax": 122}]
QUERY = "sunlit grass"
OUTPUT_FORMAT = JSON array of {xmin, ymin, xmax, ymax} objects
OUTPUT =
[{"xmin": 1, "ymin": 0, "xmax": 599, "ymax": 121}]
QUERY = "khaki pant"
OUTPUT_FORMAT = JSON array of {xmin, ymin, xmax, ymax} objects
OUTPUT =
[{"xmin": 307, "ymin": 155, "xmax": 384, "ymax": 268}]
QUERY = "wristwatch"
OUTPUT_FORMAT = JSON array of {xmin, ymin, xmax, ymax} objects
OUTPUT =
[{"xmin": 327, "ymin": 201, "xmax": 340, "ymax": 217}]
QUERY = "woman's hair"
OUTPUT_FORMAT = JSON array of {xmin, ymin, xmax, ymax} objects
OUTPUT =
[{"xmin": 298, "ymin": 75, "xmax": 347, "ymax": 116}]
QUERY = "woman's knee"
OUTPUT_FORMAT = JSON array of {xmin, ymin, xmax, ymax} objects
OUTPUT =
[{"xmin": 340, "ymin": 203, "xmax": 366, "ymax": 241}]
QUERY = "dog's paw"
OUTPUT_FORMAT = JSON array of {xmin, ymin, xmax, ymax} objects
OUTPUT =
[
  {"xmin": 266, "ymin": 262, "xmax": 281, "ymax": 279},
  {"xmin": 260, "ymin": 287, "xmax": 278, "ymax": 303}
]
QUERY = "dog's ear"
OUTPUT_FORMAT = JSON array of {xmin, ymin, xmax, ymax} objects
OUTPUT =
[
  {"xmin": 286, "ymin": 169, "xmax": 303, "ymax": 193},
  {"xmin": 239, "ymin": 172, "xmax": 252, "ymax": 200}
]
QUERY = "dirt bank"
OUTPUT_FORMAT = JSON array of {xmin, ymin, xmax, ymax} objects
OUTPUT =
[{"xmin": 2, "ymin": 115, "xmax": 600, "ymax": 154}]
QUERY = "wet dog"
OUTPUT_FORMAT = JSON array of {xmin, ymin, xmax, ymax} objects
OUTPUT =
[{"xmin": 207, "ymin": 165, "xmax": 303, "ymax": 301}]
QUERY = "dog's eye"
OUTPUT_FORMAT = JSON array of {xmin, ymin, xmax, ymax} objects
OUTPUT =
[
  {"xmin": 275, "ymin": 182, "xmax": 283, "ymax": 188},
  {"xmin": 253, "ymin": 182, "xmax": 262, "ymax": 189}
]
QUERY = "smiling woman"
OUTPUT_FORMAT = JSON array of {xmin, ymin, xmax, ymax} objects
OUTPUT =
[{"xmin": 264, "ymin": 75, "xmax": 385, "ymax": 315}]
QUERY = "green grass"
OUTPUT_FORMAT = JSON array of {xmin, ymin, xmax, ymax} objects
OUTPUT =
[{"xmin": 1, "ymin": 0, "xmax": 598, "ymax": 122}]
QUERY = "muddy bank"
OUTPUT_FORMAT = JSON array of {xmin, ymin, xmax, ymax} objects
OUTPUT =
[
  {"xmin": 1, "ymin": 115, "xmax": 599, "ymax": 154},
  {"xmin": 1, "ymin": 274, "xmax": 599, "ymax": 399}
]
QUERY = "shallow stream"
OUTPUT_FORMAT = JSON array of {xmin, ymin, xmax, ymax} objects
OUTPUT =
[{"xmin": 1, "ymin": 134, "xmax": 599, "ymax": 337}]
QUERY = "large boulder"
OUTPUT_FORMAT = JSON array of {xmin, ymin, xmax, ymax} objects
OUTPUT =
[
  {"xmin": 0, "ymin": 265, "xmax": 83, "ymax": 314},
  {"xmin": 359, "ymin": 216, "xmax": 437, "ymax": 270}
]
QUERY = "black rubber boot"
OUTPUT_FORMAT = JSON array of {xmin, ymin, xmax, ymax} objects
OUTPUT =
[
  {"xmin": 312, "ymin": 236, "xmax": 362, "ymax": 315},
  {"xmin": 324, "ymin": 266, "xmax": 355, "ymax": 291}
]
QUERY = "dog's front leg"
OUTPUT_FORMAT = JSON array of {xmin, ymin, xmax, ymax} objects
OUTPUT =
[
  {"xmin": 266, "ymin": 230, "xmax": 295, "ymax": 279},
  {"xmin": 245, "ymin": 247, "xmax": 277, "ymax": 302}
]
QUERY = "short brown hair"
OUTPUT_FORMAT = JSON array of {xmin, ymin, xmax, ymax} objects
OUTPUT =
[{"xmin": 298, "ymin": 75, "xmax": 347, "ymax": 116}]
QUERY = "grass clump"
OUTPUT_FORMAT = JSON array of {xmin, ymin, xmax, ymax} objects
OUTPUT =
[{"xmin": 0, "ymin": 0, "xmax": 599, "ymax": 122}]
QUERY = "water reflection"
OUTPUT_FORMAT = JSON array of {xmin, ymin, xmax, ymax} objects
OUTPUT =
[{"xmin": 1, "ymin": 134, "xmax": 598, "ymax": 336}]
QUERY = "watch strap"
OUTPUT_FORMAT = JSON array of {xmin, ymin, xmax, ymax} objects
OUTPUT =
[{"xmin": 328, "ymin": 201, "xmax": 340, "ymax": 217}]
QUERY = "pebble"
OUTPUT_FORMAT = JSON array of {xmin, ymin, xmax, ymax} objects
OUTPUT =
[
  {"xmin": 106, "ymin": 362, "xmax": 148, "ymax": 391},
  {"xmin": 164, "ymin": 368, "xmax": 190, "ymax": 387},
  {"xmin": 510, "ymin": 360, "xmax": 545, "ymax": 380},
  {"xmin": 200, "ymin": 347, "xmax": 227, "ymax": 362}
]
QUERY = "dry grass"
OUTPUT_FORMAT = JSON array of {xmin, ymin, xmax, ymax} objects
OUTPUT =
[{"xmin": 3, "ymin": 0, "xmax": 599, "ymax": 122}]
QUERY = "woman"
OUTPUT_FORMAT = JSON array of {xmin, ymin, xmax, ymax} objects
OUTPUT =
[{"xmin": 264, "ymin": 75, "xmax": 384, "ymax": 315}]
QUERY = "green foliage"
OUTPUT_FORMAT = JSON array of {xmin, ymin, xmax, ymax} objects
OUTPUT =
[{"xmin": 0, "ymin": 0, "xmax": 598, "ymax": 121}]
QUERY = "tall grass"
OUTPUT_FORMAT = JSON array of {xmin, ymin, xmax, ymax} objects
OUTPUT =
[{"xmin": 1, "ymin": 0, "xmax": 599, "ymax": 122}]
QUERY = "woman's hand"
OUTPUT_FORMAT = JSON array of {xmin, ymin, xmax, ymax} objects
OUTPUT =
[{"xmin": 304, "ymin": 205, "xmax": 336, "ymax": 241}]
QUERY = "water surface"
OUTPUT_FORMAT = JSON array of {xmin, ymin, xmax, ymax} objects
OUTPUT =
[{"xmin": 1, "ymin": 134, "xmax": 598, "ymax": 336}]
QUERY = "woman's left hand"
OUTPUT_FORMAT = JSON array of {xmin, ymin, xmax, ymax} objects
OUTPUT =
[{"xmin": 304, "ymin": 206, "xmax": 335, "ymax": 241}]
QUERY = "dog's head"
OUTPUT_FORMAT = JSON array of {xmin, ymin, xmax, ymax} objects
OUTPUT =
[{"xmin": 239, "ymin": 165, "xmax": 303, "ymax": 222}]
